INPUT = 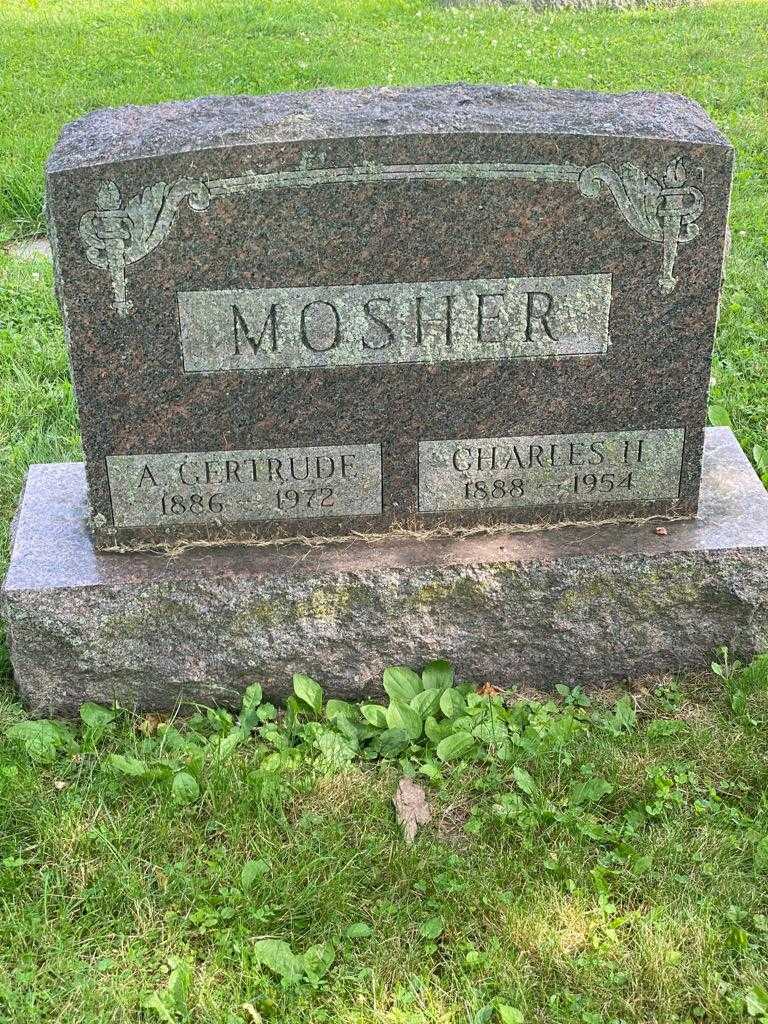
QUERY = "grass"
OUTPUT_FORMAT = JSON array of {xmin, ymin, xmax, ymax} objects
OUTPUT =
[
  {"xmin": 3, "ymin": 661, "xmax": 768, "ymax": 1023},
  {"xmin": 1, "ymin": 0, "xmax": 768, "ymax": 1020}
]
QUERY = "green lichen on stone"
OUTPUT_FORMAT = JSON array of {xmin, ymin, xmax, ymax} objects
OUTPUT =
[
  {"xmin": 232, "ymin": 600, "xmax": 281, "ymax": 630},
  {"xmin": 230, "ymin": 583, "xmax": 376, "ymax": 632},
  {"xmin": 408, "ymin": 582, "xmax": 453, "ymax": 607},
  {"xmin": 557, "ymin": 579, "xmax": 607, "ymax": 611},
  {"xmin": 100, "ymin": 605, "xmax": 153, "ymax": 639},
  {"xmin": 407, "ymin": 574, "xmax": 489, "ymax": 609},
  {"xmin": 294, "ymin": 586, "xmax": 354, "ymax": 621}
]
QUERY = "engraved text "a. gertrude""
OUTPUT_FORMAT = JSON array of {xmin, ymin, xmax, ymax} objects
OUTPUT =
[{"xmin": 106, "ymin": 444, "xmax": 383, "ymax": 528}]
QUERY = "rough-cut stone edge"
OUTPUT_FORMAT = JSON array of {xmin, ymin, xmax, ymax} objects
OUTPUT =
[{"xmin": 46, "ymin": 84, "xmax": 731, "ymax": 174}]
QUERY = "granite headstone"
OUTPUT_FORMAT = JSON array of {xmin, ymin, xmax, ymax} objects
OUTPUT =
[{"xmin": 45, "ymin": 85, "xmax": 733, "ymax": 551}]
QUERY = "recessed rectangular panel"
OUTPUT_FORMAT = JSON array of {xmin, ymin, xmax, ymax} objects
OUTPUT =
[
  {"xmin": 418, "ymin": 429, "xmax": 685, "ymax": 513},
  {"xmin": 178, "ymin": 274, "xmax": 612, "ymax": 372},
  {"xmin": 106, "ymin": 444, "xmax": 382, "ymax": 528}
]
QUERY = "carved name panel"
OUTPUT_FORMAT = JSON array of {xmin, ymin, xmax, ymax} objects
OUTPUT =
[
  {"xmin": 44, "ymin": 85, "xmax": 733, "ymax": 549},
  {"xmin": 178, "ymin": 275, "xmax": 611, "ymax": 371},
  {"xmin": 106, "ymin": 444, "xmax": 382, "ymax": 528},
  {"xmin": 419, "ymin": 429, "xmax": 684, "ymax": 513}
]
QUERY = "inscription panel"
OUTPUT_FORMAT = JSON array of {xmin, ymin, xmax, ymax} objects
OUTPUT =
[
  {"xmin": 106, "ymin": 444, "xmax": 382, "ymax": 529},
  {"xmin": 178, "ymin": 274, "xmax": 612, "ymax": 372},
  {"xmin": 419, "ymin": 429, "xmax": 685, "ymax": 513}
]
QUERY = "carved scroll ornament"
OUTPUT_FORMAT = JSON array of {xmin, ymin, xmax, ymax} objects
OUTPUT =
[{"xmin": 78, "ymin": 157, "xmax": 705, "ymax": 316}]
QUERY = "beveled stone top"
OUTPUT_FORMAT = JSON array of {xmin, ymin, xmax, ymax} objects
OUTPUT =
[{"xmin": 47, "ymin": 84, "xmax": 731, "ymax": 173}]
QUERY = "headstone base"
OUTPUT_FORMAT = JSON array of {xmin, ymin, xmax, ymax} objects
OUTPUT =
[{"xmin": 4, "ymin": 428, "xmax": 768, "ymax": 718}]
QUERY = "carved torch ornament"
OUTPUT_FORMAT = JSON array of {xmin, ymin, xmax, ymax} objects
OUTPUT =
[
  {"xmin": 79, "ymin": 157, "xmax": 705, "ymax": 316},
  {"xmin": 79, "ymin": 178, "xmax": 212, "ymax": 315},
  {"xmin": 577, "ymin": 157, "xmax": 705, "ymax": 294}
]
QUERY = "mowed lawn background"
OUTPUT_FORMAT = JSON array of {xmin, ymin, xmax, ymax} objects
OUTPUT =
[{"xmin": 2, "ymin": 2, "xmax": 768, "ymax": 1023}]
